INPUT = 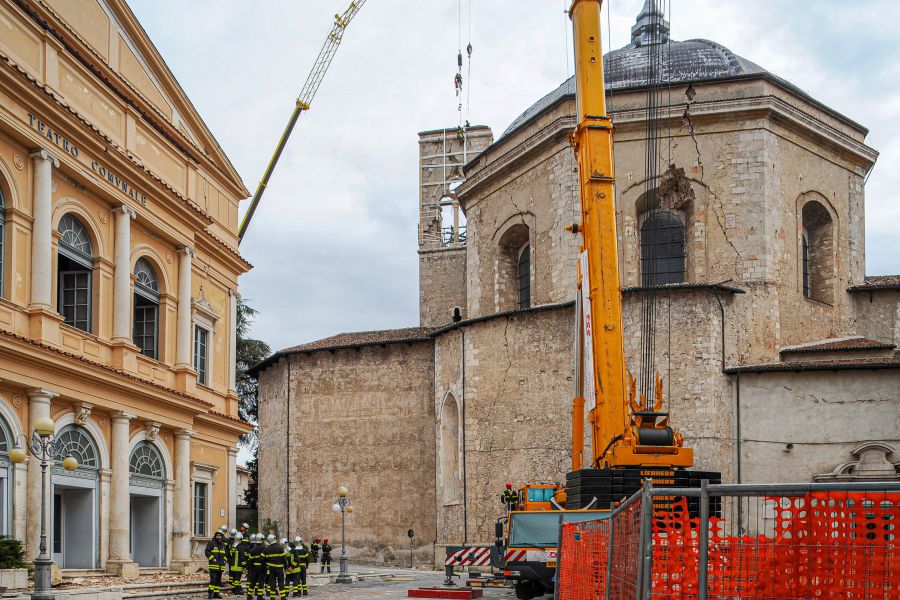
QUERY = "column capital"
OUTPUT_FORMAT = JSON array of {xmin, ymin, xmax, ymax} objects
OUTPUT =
[
  {"xmin": 29, "ymin": 148, "xmax": 60, "ymax": 168},
  {"xmin": 177, "ymin": 246, "xmax": 195, "ymax": 258},
  {"xmin": 25, "ymin": 388, "xmax": 59, "ymax": 403},
  {"xmin": 228, "ymin": 289, "xmax": 241, "ymax": 300},
  {"xmin": 109, "ymin": 411, "xmax": 137, "ymax": 423},
  {"xmin": 228, "ymin": 446, "xmax": 240, "ymax": 458},
  {"xmin": 174, "ymin": 428, "xmax": 195, "ymax": 440},
  {"xmin": 113, "ymin": 204, "xmax": 137, "ymax": 220}
]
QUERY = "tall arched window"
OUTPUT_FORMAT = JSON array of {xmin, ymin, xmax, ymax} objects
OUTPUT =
[
  {"xmin": 439, "ymin": 394, "xmax": 461, "ymax": 504},
  {"xmin": 52, "ymin": 425, "xmax": 99, "ymax": 470},
  {"xmin": 0, "ymin": 414, "xmax": 12, "ymax": 536},
  {"xmin": 640, "ymin": 211, "xmax": 685, "ymax": 286},
  {"xmin": 129, "ymin": 441, "xmax": 164, "ymax": 480},
  {"xmin": 57, "ymin": 214, "xmax": 93, "ymax": 332},
  {"xmin": 801, "ymin": 201, "xmax": 834, "ymax": 304},
  {"xmin": 133, "ymin": 258, "xmax": 160, "ymax": 359},
  {"xmin": 0, "ymin": 186, "xmax": 5, "ymax": 297},
  {"xmin": 517, "ymin": 244, "xmax": 531, "ymax": 309}
]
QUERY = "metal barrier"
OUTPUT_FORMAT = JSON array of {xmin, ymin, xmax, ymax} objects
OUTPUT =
[{"xmin": 555, "ymin": 480, "xmax": 900, "ymax": 600}]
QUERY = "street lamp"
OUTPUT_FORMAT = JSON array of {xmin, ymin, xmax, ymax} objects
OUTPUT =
[
  {"xmin": 9, "ymin": 417, "xmax": 78, "ymax": 600},
  {"xmin": 332, "ymin": 486, "xmax": 353, "ymax": 584}
]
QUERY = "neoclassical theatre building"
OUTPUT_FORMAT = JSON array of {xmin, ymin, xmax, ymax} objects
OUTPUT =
[
  {"xmin": 255, "ymin": 7, "xmax": 899, "ymax": 566},
  {"xmin": 0, "ymin": 0, "xmax": 251, "ymax": 576}
]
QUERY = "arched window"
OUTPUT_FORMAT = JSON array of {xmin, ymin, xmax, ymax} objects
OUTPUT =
[
  {"xmin": 497, "ymin": 223, "xmax": 531, "ymax": 311},
  {"xmin": 0, "ymin": 186, "xmax": 5, "ymax": 297},
  {"xmin": 57, "ymin": 214, "xmax": 93, "ymax": 332},
  {"xmin": 517, "ymin": 244, "xmax": 531, "ymax": 309},
  {"xmin": 640, "ymin": 211, "xmax": 685, "ymax": 286},
  {"xmin": 133, "ymin": 258, "xmax": 160, "ymax": 359},
  {"xmin": 52, "ymin": 425, "xmax": 99, "ymax": 470},
  {"xmin": 439, "ymin": 394, "xmax": 461, "ymax": 504},
  {"xmin": 129, "ymin": 441, "xmax": 164, "ymax": 479},
  {"xmin": 0, "ymin": 414, "xmax": 12, "ymax": 536},
  {"xmin": 801, "ymin": 201, "xmax": 834, "ymax": 304}
]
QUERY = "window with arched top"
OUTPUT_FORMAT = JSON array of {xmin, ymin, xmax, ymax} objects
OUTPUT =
[
  {"xmin": 133, "ymin": 258, "xmax": 160, "ymax": 359},
  {"xmin": 57, "ymin": 214, "xmax": 94, "ymax": 332},
  {"xmin": 801, "ymin": 201, "xmax": 834, "ymax": 304},
  {"xmin": 129, "ymin": 441, "xmax": 164, "ymax": 479},
  {"xmin": 640, "ymin": 211, "xmax": 685, "ymax": 286},
  {"xmin": 439, "ymin": 394, "xmax": 461, "ymax": 504},
  {"xmin": 52, "ymin": 425, "xmax": 99, "ymax": 470},
  {"xmin": 0, "ymin": 415, "xmax": 11, "ymax": 536},
  {"xmin": 517, "ymin": 244, "xmax": 531, "ymax": 309},
  {"xmin": 0, "ymin": 186, "xmax": 5, "ymax": 297}
]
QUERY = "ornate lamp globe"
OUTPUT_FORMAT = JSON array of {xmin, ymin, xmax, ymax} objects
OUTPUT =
[
  {"xmin": 346, "ymin": 506, "xmax": 354, "ymax": 514},
  {"xmin": 62, "ymin": 456, "xmax": 78, "ymax": 472},
  {"xmin": 332, "ymin": 503, "xmax": 341, "ymax": 513},
  {"xmin": 337, "ymin": 486, "xmax": 348, "ymax": 497},
  {"xmin": 8, "ymin": 446, "xmax": 26, "ymax": 464},
  {"xmin": 34, "ymin": 417, "xmax": 55, "ymax": 438}
]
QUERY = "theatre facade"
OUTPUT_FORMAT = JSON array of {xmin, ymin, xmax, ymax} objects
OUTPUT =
[{"xmin": 0, "ymin": 0, "xmax": 251, "ymax": 576}]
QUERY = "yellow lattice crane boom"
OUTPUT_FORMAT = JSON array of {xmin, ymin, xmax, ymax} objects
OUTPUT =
[{"xmin": 238, "ymin": 0, "xmax": 367, "ymax": 243}]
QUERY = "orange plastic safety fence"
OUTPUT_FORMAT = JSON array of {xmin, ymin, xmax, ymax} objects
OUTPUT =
[
  {"xmin": 556, "ymin": 520, "xmax": 609, "ymax": 600},
  {"xmin": 650, "ymin": 491, "xmax": 900, "ymax": 600}
]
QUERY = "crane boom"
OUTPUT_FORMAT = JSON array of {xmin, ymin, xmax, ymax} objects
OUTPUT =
[
  {"xmin": 238, "ymin": 0, "xmax": 367, "ymax": 243},
  {"xmin": 569, "ymin": 0, "xmax": 692, "ymax": 471}
]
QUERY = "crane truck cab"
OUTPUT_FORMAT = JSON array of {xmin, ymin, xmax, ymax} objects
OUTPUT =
[
  {"xmin": 516, "ymin": 483, "xmax": 566, "ymax": 511},
  {"xmin": 495, "ymin": 508, "xmax": 607, "ymax": 600}
]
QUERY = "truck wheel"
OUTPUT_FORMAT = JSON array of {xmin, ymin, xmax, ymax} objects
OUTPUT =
[{"xmin": 514, "ymin": 582, "xmax": 534, "ymax": 600}]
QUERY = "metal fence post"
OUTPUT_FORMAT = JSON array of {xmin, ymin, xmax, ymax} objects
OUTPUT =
[
  {"xmin": 606, "ymin": 502, "xmax": 615, "ymax": 600},
  {"xmin": 698, "ymin": 479, "xmax": 710, "ymax": 600},
  {"xmin": 638, "ymin": 479, "xmax": 654, "ymax": 600}
]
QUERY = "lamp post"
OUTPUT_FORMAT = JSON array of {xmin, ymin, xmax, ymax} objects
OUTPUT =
[
  {"xmin": 331, "ymin": 486, "xmax": 353, "ymax": 584},
  {"xmin": 9, "ymin": 417, "xmax": 78, "ymax": 600}
]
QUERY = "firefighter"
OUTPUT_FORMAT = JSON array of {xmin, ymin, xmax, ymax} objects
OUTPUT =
[
  {"xmin": 310, "ymin": 538, "xmax": 320, "ymax": 564},
  {"xmin": 264, "ymin": 534, "xmax": 287, "ymax": 599},
  {"xmin": 293, "ymin": 536, "xmax": 310, "ymax": 596},
  {"xmin": 229, "ymin": 532, "xmax": 248, "ymax": 595},
  {"xmin": 285, "ymin": 538, "xmax": 300, "ymax": 597},
  {"xmin": 204, "ymin": 529, "xmax": 228, "ymax": 599},
  {"xmin": 320, "ymin": 538, "xmax": 332, "ymax": 574},
  {"xmin": 225, "ymin": 528, "xmax": 238, "ymax": 592},
  {"xmin": 246, "ymin": 534, "xmax": 266, "ymax": 600},
  {"xmin": 501, "ymin": 483, "xmax": 518, "ymax": 511},
  {"xmin": 239, "ymin": 522, "xmax": 251, "ymax": 537}
]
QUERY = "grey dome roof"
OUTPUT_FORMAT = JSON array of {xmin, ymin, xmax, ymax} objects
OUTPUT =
[{"xmin": 501, "ymin": 38, "xmax": 768, "ymax": 138}]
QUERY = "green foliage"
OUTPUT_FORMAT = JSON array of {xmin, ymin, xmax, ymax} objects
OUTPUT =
[
  {"xmin": 236, "ymin": 299, "xmax": 271, "ymax": 447},
  {"xmin": 243, "ymin": 456, "xmax": 258, "ymax": 508},
  {"xmin": 261, "ymin": 518, "xmax": 280, "ymax": 538},
  {"xmin": 0, "ymin": 536, "xmax": 28, "ymax": 570}
]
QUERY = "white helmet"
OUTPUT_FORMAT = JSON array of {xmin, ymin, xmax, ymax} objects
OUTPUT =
[
  {"xmin": 218, "ymin": 525, "xmax": 228, "ymax": 533},
  {"xmin": 235, "ymin": 532, "xmax": 243, "ymax": 541},
  {"xmin": 252, "ymin": 533, "xmax": 261, "ymax": 542},
  {"xmin": 230, "ymin": 528, "xmax": 238, "ymax": 536},
  {"xmin": 294, "ymin": 536, "xmax": 302, "ymax": 543},
  {"xmin": 279, "ymin": 537, "xmax": 288, "ymax": 545},
  {"xmin": 266, "ymin": 534, "xmax": 276, "ymax": 543},
  {"xmin": 241, "ymin": 522, "xmax": 250, "ymax": 529}
]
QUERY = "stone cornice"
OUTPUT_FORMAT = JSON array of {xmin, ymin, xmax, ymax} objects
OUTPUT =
[{"xmin": 458, "ymin": 115, "xmax": 575, "ymax": 205}]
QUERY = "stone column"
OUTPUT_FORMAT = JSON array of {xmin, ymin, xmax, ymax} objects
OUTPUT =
[
  {"xmin": 175, "ymin": 248, "xmax": 193, "ymax": 368},
  {"xmin": 112, "ymin": 206, "xmax": 137, "ymax": 342},
  {"xmin": 107, "ymin": 412, "xmax": 138, "ymax": 577},
  {"xmin": 29, "ymin": 150, "xmax": 59, "ymax": 309},
  {"xmin": 228, "ymin": 290, "xmax": 239, "ymax": 394},
  {"xmin": 171, "ymin": 429, "xmax": 194, "ymax": 572},
  {"xmin": 227, "ymin": 446, "xmax": 238, "ymax": 528},
  {"xmin": 25, "ymin": 388, "xmax": 57, "ymax": 560}
]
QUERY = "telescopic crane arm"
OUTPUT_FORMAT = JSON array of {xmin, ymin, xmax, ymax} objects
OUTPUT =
[
  {"xmin": 569, "ymin": 0, "xmax": 692, "ymax": 471},
  {"xmin": 238, "ymin": 0, "xmax": 367, "ymax": 243}
]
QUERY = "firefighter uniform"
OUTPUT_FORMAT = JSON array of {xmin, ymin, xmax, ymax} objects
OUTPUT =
[
  {"xmin": 310, "ymin": 539, "xmax": 320, "ymax": 563},
  {"xmin": 230, "ymin": 533, "xmax": 248, "ymax": 594},
  {"xmin": 287, "ymin": 538, "xmax": 310, "ymax": 596},
  {"xmin": 320, "ymin": 540, "xmax": 332, "ymax": 574},
  {"xmin": 264, "ymin": 537, "xmax": 288, "ymax": 599},
  {"xmin": 246, "ymin": 535, "xmax": 266, "ymax": 600},
  {"xmin": 204, "ymin": 532, "xmax": 228, "ymax": 599},
  {"xmin": 502, "ymin": 484, "xmax": 518, "ymax": 511}
]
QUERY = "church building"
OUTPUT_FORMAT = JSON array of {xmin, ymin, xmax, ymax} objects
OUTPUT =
[
  {"xmin": 254, "ymin": 5, "xmax": 900, "ymax": 566},
  {"xmin": 0, "ymin": 0, "xmax": 251, "ymax": 576}
]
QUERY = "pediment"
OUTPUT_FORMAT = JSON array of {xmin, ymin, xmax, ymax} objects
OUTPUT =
[{"xmin": 38, "ymin": 0, "xmax": 247, "ymax": 196}]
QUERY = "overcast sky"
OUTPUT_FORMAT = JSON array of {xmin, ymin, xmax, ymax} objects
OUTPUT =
[{"xmin": 130, "ymin": 0, "xmax": 900, "ymax": 353}]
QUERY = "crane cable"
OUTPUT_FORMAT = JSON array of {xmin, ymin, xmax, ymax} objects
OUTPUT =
[{"xmin": 238, "ymin": 0, "xmax": 366, "ymax": 243}]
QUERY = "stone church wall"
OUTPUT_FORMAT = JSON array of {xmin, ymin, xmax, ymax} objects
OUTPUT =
[
  {"xmin": 737, "ymin": 369, "xmax": 900, "ymax": 483},
  {"xmin": 420, "ymin": 247, "xmax": 467, "ymax": 326},
  {"xmin": 258, "ymin": 342, "xmax": 437, "ymax": 566},
  {"xmin": 851, "ymin": 291, "xmax": 900, "ymax": 345}
]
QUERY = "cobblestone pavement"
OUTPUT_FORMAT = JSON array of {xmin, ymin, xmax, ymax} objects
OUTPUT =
[{"xmin": 183, "ymin": 569, "xmax": 521, "ymax": 599}]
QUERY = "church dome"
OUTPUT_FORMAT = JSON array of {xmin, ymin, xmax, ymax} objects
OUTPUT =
[{"xmin": 501, "ymin": 2, "xmax": 770, "ymax": 139}]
